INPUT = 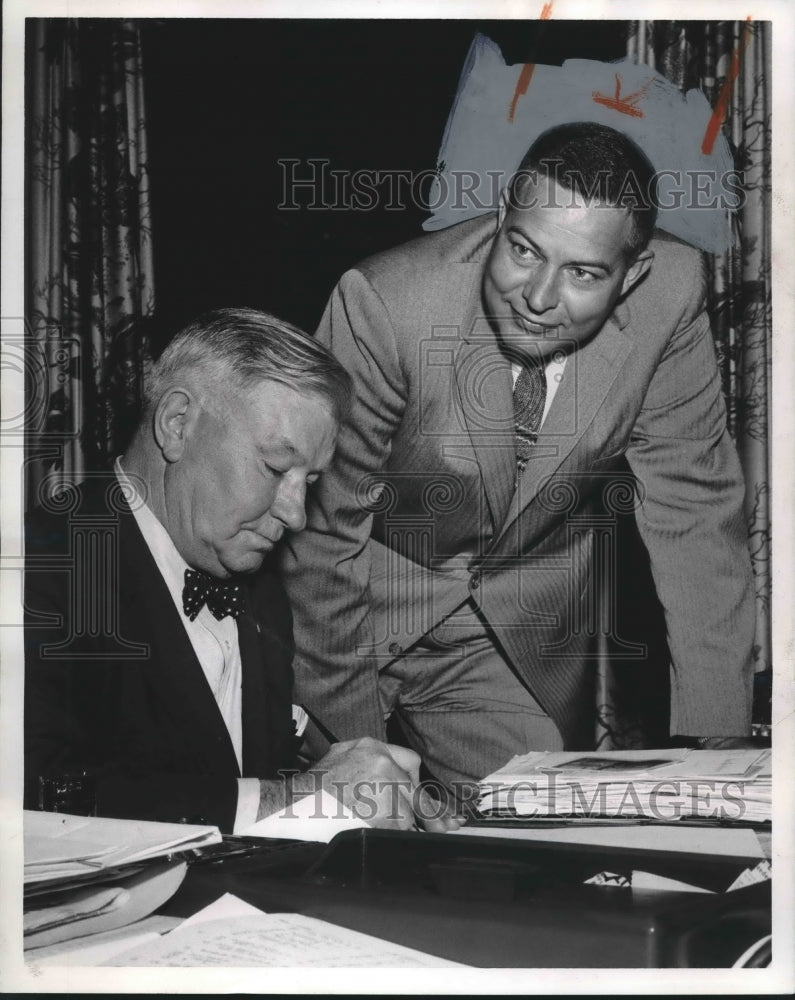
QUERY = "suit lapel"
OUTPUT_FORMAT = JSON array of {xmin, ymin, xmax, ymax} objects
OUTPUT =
[
  {"xmin": 239, "ymin": 570, "xmax": 298, "ymax": 777},
  {"xmin": 118, "ymin": 506, "xmax": 242, "ymax": 776},
  {"xmin": 495, "ymin": 309, "xmax": 634, "ymax": 544},
  {"xmin": 237, "ymin": 587, "xmax": 272, "ymax": 776},
  {"xmin": 453, "ymin": 304, "xmax": 517, "ymax": 533}
]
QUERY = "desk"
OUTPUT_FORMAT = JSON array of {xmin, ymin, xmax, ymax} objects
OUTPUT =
[{"xmin": 159, "ymin": 829, "xmax": 771, "ymax": 968}]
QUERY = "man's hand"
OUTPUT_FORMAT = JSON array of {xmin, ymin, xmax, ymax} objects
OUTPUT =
[{"xmin": 296, "ymin": 737, "xmax": 463, "ymax": 832}]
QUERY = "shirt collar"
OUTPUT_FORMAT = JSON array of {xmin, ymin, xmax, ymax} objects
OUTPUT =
[{"xmin": 114, "ymin": 457, "xmax": 191, "ymax": 610}]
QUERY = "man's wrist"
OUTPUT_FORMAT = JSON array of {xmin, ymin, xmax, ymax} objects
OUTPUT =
[
  {"xmin": 289, "ymin": 768, "xmax": 323, "ymax": 801},
  {"xmin": 255, "ymin": 771, "xmax": 319, "ymax": 822}
]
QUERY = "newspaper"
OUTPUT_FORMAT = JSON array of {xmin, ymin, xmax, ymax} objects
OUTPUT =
[{"xmin": 476, "ymin": 749, "xmax": 771, "ymax": 824}]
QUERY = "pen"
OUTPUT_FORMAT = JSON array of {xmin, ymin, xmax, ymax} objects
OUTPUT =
[
  {"xmin": 299, "ymin": 704, "xmax": 340, "ymax": 745},
  {"xmin": 298, "ymin": 707, "xmax": 476, "ymax": 824}
]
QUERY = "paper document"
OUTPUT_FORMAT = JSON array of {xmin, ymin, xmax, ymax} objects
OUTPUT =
[
  {"xmin": 450, "ymin": 822, "xmax": 766, "ymax": 858},
  {"xmin": 24, "ymin": 915, "xmax": 180, "ymax": 967},
  {"xmin": 240, "ymin": 788, "xmax": 370, "ymax": 842},
  {"xmin": 475, "ymin": 749, "xmax": 771, "ymax": 824},
  {"xmin": 175, "ymin": 892, "xmax": 266, "ymax": 929},
  {"xmin": 107, "ymin": 893, "xmax": 465, "ymax": 967},
  {"xmin": 24, "ymin": 811, "xmax": 221, "ymax": 883},
  {"xmin": 24, "ymin": 860, "xmax": 187, "ymax": 951},
  {"xmin": 24, "ymin": 885, "xmax": 131, "ymax": 934},
  {"xmin": 727, "ymin": 859, "xmax": 772, "ymax": 892},
  {"xmin": 630, "ymin": 871, "xmax": 715, "ymax": 893}
]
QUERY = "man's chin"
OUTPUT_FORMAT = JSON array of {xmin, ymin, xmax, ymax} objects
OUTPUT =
[
  {"xmin": 498, "ymin": 329, "xmax": 563, "ymax": 363},
  {"xmin": 217, "ymin": 549, "xmax": 267, "ymax": 576}
]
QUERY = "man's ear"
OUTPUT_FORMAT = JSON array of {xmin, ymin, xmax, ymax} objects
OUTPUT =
[
  {"xmin": 153, "ymin": 388, "xmax": 197, "ymax": 463},
  {"xmin": 498, "ymin": 188, "xmax": 509, "ymax": 227},
  {"xmin": 621, "ymin": 249, "xmax": 654, "ymax": 297}
]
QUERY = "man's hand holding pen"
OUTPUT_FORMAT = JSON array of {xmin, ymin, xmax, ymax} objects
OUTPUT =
[{"xmin": 257, "ymin": 737, "xmax": 464, "ymax": 832}]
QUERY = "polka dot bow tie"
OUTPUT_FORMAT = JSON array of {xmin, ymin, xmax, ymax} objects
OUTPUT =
[{"xmin": 182, "ymin": 568, "xmax": 245, "ymax": 622}]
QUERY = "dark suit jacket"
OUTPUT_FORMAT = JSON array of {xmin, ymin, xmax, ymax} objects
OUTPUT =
[
  {"xmin": 24, "ymin": 475, "xmax": 297, "ymax": 832},
  {"xmin": 281, "ymin": 213, "xmax": 755, "ymax": 749}
]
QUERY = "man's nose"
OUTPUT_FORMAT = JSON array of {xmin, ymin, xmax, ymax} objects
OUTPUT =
[
  {"xmin": 271, "ymin": 478, "xmax": 307, "ymax": 533},
  {"xmin": 523, "ymin": 265, "xmax": 558, "ymax": 314}
]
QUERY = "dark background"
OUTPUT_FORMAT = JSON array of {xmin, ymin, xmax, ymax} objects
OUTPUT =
[{"xmin": 141, "ymin": 19, "xmax": 628, "ymax": 335}]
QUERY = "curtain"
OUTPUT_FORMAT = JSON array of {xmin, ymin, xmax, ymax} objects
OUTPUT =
[
  {"xmin": 26, "ymin": 19, "xmax": 155, "ymax": 509},
  {"xmin": 595, "ymin": 20, "xmax": 772, "ymax": 745},
  {"xmin": 627, "ymin": 19, "xmax": 772, "ymax": 679}
]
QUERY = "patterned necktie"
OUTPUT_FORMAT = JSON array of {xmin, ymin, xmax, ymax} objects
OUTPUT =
[
  {"xmin": 182, "ymin": 568, "xmax": 245, "ymax": 622},
  {"xmin": 513, "ymin": 359, "xmax": 547, "ymax": 473}
]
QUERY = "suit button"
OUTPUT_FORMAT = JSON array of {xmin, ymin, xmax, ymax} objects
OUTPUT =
[
  {"xmin": 388, "ymin": 642, "xmax": 401, "ymax": 656},
  {"xmin": 469, "ymin": 571, "xmax": 481, "ymax": 590}
]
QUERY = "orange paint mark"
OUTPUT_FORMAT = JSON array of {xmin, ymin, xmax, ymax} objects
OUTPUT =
[
  {"xmin": 592, "ymin": 74, "xmax": 648, "ymax": 118},
  {"xmin": 508, "ymin": 63, "xmax": 537, "ymax": 123},
  {"xmin": 508, "ymin": 2, "xmax": 553, "ymax": 124},
  {"xmin": 701, "ymin": 17, "xmax": 753, "ymax": 155}
]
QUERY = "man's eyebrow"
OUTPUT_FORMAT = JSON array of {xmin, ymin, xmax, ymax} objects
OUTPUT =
[
  {"xmin": 507, "ymin": 225, "xmax": 614, "ymax": 274},
  {"xmin": 260, "ymin": 439, "xmax": 329, "ymax": 473},
  {"xmin": 258, "ymin": 439, "xmax": 298, "ymax": 460}
]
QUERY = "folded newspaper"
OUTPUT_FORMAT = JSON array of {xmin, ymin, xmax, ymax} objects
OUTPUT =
[{"xmin": 475, "ymin": 749, "xmax": 771, "ymax": 824}]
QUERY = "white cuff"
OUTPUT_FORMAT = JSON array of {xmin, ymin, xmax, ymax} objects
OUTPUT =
[{"xmin": 233, "ymin": 777, "xmax": 262, "ymax": 833}]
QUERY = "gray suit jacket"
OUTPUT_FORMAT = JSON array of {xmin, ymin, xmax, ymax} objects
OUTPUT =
[{"xmin": 281, "ymin": 213, "xmax": 754, "ymax": 748}]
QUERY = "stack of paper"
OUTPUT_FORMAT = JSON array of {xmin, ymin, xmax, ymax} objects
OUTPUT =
[
  {"xmin": 24, "ymin": 862, "xmax": 187, "ymax": 952},
  {"xmin": 476, "ymin": 749, "xmax": 771, "ymax": 824},
  {"xmin": 24, "ymin": 811, "xmax": 222, "ymax": 885}
]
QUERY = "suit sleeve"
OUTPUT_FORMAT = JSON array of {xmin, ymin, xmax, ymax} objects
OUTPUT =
[
  {"xmin": 280, "ymin": 268, "xmax": 407, "ymax": 742},
  {"xmin": 625, "ymin": 264, "xmax": 755, "ymax": 736}
]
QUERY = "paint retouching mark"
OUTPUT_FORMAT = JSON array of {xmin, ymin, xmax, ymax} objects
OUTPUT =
[
  {"xmin": 508, "ymin": 2, "xmax": 553, "ymax": 124},
  {"xmin": 702, "ymin": 17, "xmax": 753, "ymax": 155},
  {"xmin": 592, "ymin": 74, "xmax": 649, "ymax": 118}
]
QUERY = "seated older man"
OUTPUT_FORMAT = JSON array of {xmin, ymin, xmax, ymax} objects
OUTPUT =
[{"xmin": 24, "ymin": 307, "xmax": 459, "ymax": 834}]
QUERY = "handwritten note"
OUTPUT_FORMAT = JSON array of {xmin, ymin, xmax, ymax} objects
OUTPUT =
[{"xmin": 107, "ymin": 912, "xmax": 463, "ymax": 967}]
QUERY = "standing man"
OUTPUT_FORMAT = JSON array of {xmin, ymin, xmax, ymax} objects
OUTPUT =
[
  {"xmin": 282, "ymin": 123, "xmax": 755, "ymax": 790},
  {"xmin": 25, "ymin": 307, "xmax": 459, "ymax": 832}
]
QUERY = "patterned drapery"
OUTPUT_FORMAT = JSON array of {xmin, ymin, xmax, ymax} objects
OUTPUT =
[
  {"xmin": 627, "ymin": 20, "xmax": 772, "ymax": 680},
  {"xmin": 26, "ymin": 19, "xmax": 155, "ymax": 508},
  {"xmin": 594, "ymin": 21, "xmax": 772, "ymax": 746}
]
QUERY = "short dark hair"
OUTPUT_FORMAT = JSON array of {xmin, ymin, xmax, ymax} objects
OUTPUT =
[
  {"xmin": 507, "ymin": 122, "xmax": 658, "ymax": 259},
  {"xmin": 143, "ymin": 307, "xmax": 351, "ymax": 420}
]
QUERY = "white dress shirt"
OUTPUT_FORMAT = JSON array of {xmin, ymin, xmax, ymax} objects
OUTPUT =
[{"xmin": 115, "ymin": 459, "xmax": 260, "ymax": 831}]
